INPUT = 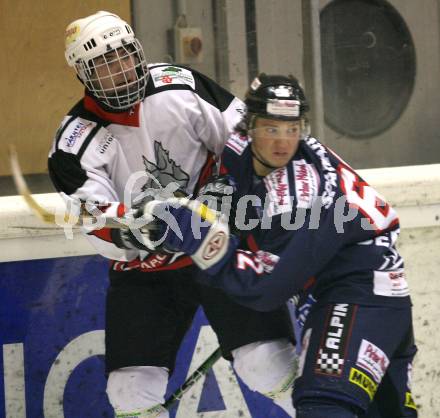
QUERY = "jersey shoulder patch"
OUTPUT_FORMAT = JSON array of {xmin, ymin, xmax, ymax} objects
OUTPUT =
[
  {"xmin": 293, "ymin": 159, "xmax": 320, "ymax": 208},
  {"xmin": 225, "ymin": 132, "xmax": 249, "ymax": 155},
  {"xmin": 58, "ymin": 117, "xmax": 98, "ymax": 154},
  {"xmin": 148, "ymin": 64, "xmax": 195, "ymax": 90}
]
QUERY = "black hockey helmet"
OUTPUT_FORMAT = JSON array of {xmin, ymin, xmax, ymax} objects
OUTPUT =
[{"xmin": 245, "ymin": 73, "xmax": 309, "ymax": 122}]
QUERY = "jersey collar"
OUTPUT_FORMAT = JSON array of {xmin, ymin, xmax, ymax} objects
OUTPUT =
[{"xmin": 84, "ymin": 92, "xmax": 141, "ymax": 127}]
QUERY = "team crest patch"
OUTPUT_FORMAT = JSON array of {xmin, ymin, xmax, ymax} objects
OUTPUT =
[
  {"xmin": 315, "ymin": 304, "xmax": 356, "ymax": 376},
  {"xmin": 141, "ymin": 141, "xmax": 190, "ymax": 195},
  {"xmin": 150, "ymin": 66, "xmax": 195, "ymax": 89}
]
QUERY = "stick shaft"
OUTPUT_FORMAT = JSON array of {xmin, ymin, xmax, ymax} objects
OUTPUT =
[
  {"xmin": 163, "ymin": 347, "xmax": 222, "ymax": 410},
  {"xmin": 9, "ymin": 145, "xmax": 217, "ymax": 231}
]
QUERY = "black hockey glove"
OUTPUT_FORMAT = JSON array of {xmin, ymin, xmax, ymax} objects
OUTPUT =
[
  {"xmin": 196, "ymin": 175, "xmax": 237, "ymax": 227},
  {"xmin": 110, "ymin": 209, "xmax": 161, "ymax": 252},
  {"xmin": 111, "ymin": 185, "xmax": 190, "ymax": 253}
]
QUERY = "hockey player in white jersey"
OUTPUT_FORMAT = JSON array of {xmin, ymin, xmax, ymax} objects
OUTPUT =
[{"xmin": 49, "ymin": 11, "xmax": 297, "ymax": 418}]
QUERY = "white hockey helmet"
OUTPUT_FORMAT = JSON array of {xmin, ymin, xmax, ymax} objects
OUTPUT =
[{"xmin": 64, "ymin": 11, "xmax": 148, "ymax": 110}]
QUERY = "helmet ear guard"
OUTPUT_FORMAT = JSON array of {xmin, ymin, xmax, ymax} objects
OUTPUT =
[{"xmin": 64, "ymin": 11, "xmax": 149, "ymax": 111}]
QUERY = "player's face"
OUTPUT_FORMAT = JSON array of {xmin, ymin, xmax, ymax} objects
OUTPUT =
[
  {"xmin": 90, "ymin": 47, "xmax": 138, "ymax": 95},
  {"xmin": 251, "ymin": 117, "xmax": 301, "ymax": 176}
]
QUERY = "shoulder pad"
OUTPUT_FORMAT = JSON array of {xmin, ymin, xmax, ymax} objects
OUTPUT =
[
  {"xmin": 225, "ymin": 132, "xmax": 249, "ymax": 155},
  {"xmin": 148, "ymin": 64, "xmax": 195, "ymax": 90}
]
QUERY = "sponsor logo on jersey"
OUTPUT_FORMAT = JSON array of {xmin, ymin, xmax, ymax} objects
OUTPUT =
[
  {"xmin": 64, "ymin": 121, "xmax": 94, "ymax": 148},
  {"xmin": 150, "ymin": 66, "xmax": 196, "ymax": 89},
  {"xmin": 355, "ymin": 339, "xmax": 389, "ymax": 383},
  {"xmin": 405, "ymin": 392, "xmax": 417, "ymax": 410},
  {"xmin": 315, "ymin": 303, "xmax": 356, "ymax": 376},
  {"xmin": 293, "ymin": 159, "xmax": 319, "ymax": 209},
  {"xmin": 264, "ymin": 167, "xmax": 292, "ymax": 217},
  {"xmin": 373, "ymin": 269, "xmax": 410, "ymax": 297},
  {"xmin": 112, "ymin": 253, "xmax": 172, "ymax": 271},
  {"xmin": 202, "ymin": 231, "xmax": 227, "ymax": 260},
  {"xmin": 138, "ymin": 253, "xmax": 170, "ymax": 270},
  {"xmin": 96, "ymin": 133, "xmax": 114, "ymax": 154},
  {"xmin": 225, "ymin": 133, "xmax": 249, "ymax": 155},
  {"xmin": 304, "ymin": 137, "xmax": 337, "ymax": 208},
  {"xmin": 349, "ymin": 367, "xmax": 378, "ymax": 400},
  {"xmin": 255, "ymin": 250, "xmax": 280, "ymax": 273}
]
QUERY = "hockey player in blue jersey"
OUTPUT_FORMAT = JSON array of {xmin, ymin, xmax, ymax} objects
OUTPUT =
[{"xmin": 142, "ymin": 74, "xmax": 418, "ymax": 417}]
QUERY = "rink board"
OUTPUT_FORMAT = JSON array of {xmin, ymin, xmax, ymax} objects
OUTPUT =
[
  {"xmin": 1, "ymin": 163, "xmax": 440, "ymax": 417},
  {"xmin": 0, "ymin": 255, "xmax": 286, "ymax": 418}
]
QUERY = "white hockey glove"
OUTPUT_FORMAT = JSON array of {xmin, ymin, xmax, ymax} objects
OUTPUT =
[{"xmin": 143, "ymin": 197, "xmax": 238, "ymax": 274}]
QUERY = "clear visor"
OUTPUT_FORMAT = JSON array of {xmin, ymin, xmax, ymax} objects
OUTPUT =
[
  {"xmin": 249, "ymin": 124, "xmax": 301, "ymax": 139},
  {"xmin": 76, "ymin": 39, "xmax": 148, "ymax": 110}
]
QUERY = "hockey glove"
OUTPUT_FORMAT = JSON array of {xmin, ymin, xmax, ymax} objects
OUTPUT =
[
  {"xmin": 196, "ymin": 174, "xmax": 236, "ymax": 213},
  {"xmin": 110, "ymin": 209, "xmax": 161, "ymax": 252},
  {"xmin": 143, "ymin": 197, "xmax": 238, "ymax": 274}
]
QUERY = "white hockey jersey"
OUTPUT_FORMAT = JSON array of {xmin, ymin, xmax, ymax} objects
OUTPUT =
[{"xmin": 48, "ymin": 64, "xmax": 245, "ymax": 270}]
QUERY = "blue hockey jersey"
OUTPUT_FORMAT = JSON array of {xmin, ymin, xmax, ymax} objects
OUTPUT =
[{"xmin": 199, "ymin": 133, "xmax": 412, "ymax": 311}]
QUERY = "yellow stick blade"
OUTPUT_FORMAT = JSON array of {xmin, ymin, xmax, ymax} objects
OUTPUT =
[{"xmin": 8, "ymin": 145, "xmax": 58, "ymax": 224}]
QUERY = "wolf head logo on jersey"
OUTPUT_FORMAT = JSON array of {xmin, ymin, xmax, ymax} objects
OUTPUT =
[{"xmin": 140, "ymin": 141, "xmax": 190, "ymax": 199}]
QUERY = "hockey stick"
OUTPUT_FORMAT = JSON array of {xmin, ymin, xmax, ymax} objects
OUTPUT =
[
  {"xmin": 9, "ymin": 145, "xmax": 130, "ymax": 229},
  {"xmin": 137, "ymin": 348, "xmax": 222, "ymax": 416},
  {"xmin": 163, "ymin": 347, "xmax": 222, "ymax": 410},
  {"xmin": 9, "ymin": 145, "xmax": 62, "ymax": 225},
  {"xmin": 8, "ymin": 145, "xmax": 217, "ymax": 230}
]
